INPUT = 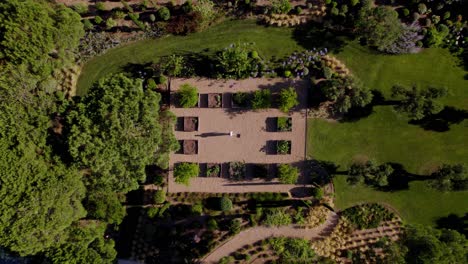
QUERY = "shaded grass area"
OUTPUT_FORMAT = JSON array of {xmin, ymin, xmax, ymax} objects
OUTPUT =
[
  {"xmin": 334, "ymin": 41, "xmax": 468, "ymax": 109},
  {"xmin": 77, "ymin": 19, "xmax": 302, "ymax": 95},
  {"xmin": 333, "ymin": 176, "xmax": 468, "ymax": 226}
]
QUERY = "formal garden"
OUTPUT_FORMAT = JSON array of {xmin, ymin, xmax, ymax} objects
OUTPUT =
[{"xmin": 1, "ymin": 0, "xmax": 466, "ymax": 264}]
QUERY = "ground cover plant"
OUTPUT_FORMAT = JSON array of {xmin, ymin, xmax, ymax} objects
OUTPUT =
[{"xmin": 341, "ymin": 204, "xmax": 396, "ymax": 230}]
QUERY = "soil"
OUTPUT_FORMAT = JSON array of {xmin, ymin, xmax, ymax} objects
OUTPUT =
[
  {"xmin": 184, "ymin": 117, "xmax": 198, "ymax": 132},
  {"xmin": 208, "ymin": 93, "xmax": 222, "ymax": 108},
  {"xmin": 183, "ymin": 140, "xmax": 198, "ymax": 155}
]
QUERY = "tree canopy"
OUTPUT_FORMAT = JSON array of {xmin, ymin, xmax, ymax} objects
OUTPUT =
[{"xmin": 391, "ymin": 85, "xmax": 447, "ymax": 120}]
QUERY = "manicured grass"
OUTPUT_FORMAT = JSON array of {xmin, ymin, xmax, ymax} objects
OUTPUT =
[
  {"xmin": 334, "ymin": 41, "xmax": 468, "ymax": 109},
  {"xmin": 309, "ymin": 43, "xmax": 468, "ymax": 225},
  {"xmin": 77, "ymin": 19, "xmax": 302, "ymax": 95},
  {"xmin": 307, "ymin": 107, "xmax": 468, "ymax": 174},
  {"xmin": 333, "ymin": 176, "xmax": 467, "ymax": 226}
]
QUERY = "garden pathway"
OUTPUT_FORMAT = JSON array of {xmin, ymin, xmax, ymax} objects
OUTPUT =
[
  {"xmin": 202, "ymin": 211, "xmax": 339, "ymax": 263},
  {"xmin": 168, "ymin": 77, "xmax": 310, "ymax": 194}
]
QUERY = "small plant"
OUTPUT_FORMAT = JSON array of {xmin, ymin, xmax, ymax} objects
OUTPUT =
[
  {"xmin": 252, "ymin": 89, "xmax": 271, "ymax": 109},
  {"xmin": 147, "ymin": 78, "xmax": 157, "ymax": 89},
  {"xmin": 94, "ymin": 16, "xmax": 103, "ymax": 25},
  {"xmin": 154, "ymin": 190, "xmax": 166, "ymax": 204},
  {"xmin": 95, "ymin": 2, "xmax": 106, "ymax": 12},
  {"xmin": 207, "ymin": 218, "xmax": 218, "ymax": 231},
  {"xmin": 229, "ymin": 162, "xmax": 246, "ymax": 181},
  {"xmin": 278, "ymin": 87, "xmax": 299, "ymax": 113},
  {"xmin": 277, "ymin": 117, "xmax": 292, "ymax": 131},
  {"xmin": 232, "ymin": 92, "xmax": 250, "ymax": 107},
  {"xmin": 312, "ymin": 187, "xmax": 323, "ymax": 200},
  {"xmin": 278, "ymin": 164, "xmax": 298, "ymax": 184},
  {"xmin": 207, "ymin": 164, "xmax": 221, "ymax": 177},
  {"xmin": 174, "ymin": 162, "xmax": 199, "ymax": 185},
  {"xmin": 219, "ymin": 197, "xmax": 233, "ymax": 211},
  {"xmin": 177, "ymin": 84, "xmax": 198, "ymax": 108},
  {"xmin": 157, "ymin": 6, "xmax": 171, "ymax": 21},
  {"xmin": 263, "ymin": 208, "xmax": 292, "ymax": 226},
  {"xmin": 72, "ymin": 4, "xmax": 88, "ymax": 14},
  {"xmin": 276, "ymin": 140, "xmax": 290, "ymax": 155},
  {"xmin": 229, "ymin": 218, "xmax": 242, "ymax": 234}
]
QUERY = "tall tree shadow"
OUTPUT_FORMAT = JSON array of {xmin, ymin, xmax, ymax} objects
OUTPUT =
[
  {"xmin": 378, "ymin": 163, "xmax": 435, "ymax": 192},
  {"xmin": 340, "ymin": 90, "xmax": 399, "ymax": 122},
  {"xmin": 292, "ymin": 21, "xmax": 349, "ymax": 53},
  {"xmin": 436, "ymin": 213, "xmax": 468, "ymax": 236}
]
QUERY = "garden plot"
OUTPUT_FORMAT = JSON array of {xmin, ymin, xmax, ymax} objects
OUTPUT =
[{"xmin": 168, "ymin": 77, "xmax": 310, "ymax": 193}]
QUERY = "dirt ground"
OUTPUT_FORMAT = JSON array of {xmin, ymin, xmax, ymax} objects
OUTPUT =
[{"xmin": 168, "ymin": 77, "xmax": 310, "ymax": 193}]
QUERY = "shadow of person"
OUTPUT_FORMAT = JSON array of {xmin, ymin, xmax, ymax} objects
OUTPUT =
[{"xmin": 195, "ymin": 132, "xmax": 230, "ymax": 138}]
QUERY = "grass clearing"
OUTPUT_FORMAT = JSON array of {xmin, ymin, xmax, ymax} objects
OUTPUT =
[
  {"xmin": 77, "ymin": 19, "xmax": 302, "ymax": 95},
  {"xmin": 310, "ymin": 43, "xmax": 468, "ymax": 225}
]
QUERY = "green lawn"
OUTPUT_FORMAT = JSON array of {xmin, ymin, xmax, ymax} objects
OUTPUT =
[
  {"xmin": 309, "ymin": 43, "xmax": 468, "ymax": 225},
  {"xmin": 77, "ymin": 19, "xmax": 302, "ymax": 95},
  {"xmin": 334, "ymin": 41, "xmax": 468, "ymax": 109},
  {"xmin": 333, "ymin": 177, "xmax": 468, "ymax": 226}
]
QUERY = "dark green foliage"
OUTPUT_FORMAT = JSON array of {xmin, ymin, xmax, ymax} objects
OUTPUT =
[
  {"xmin": 219, "ymin": 197, "xmax": 233, "ymax": 211},
  {"xmin": 215, "ymin": 43, "xmax": 263, "ymax": 79},
  {"xmin": 391, "ymin": 85, "xmax": 447, "ymax": 120},
  {"xmin": 83, "ymin": 19, "xmax": 94, "ymax": 30},
  {"xmin": 72, "ymin": 4, "xmax": 88, "ymax": 14},
  {"xmin": 270, "ymin": 0, "xmax": 292, "ymax": 14},
  {"xmin": 207, "ymin": 218, "xmax": 218, "ymax": 231},
  {"xmin": 229, "ymin": 219, "xmax": 242, "ymax": 234},
  {"xmin": 147, "ymin": 78, "xmax": 157, "ymax": 89},
  {"xmin": 229, "ymin": 161, "xmax": 246, "ymax": 180},
  {"xmin": 177, "ymin": 84, "xmax": 198, "ymax": 108},
  {"xmin": 278, "ymin": 164, "xmax": 299, "ymax": 184},
  {"xmin": 357, "ymin": 6, "xmax": 405, "ymax": 52},
  {"xmin": 157, "ymin": 6, "xmax": 171, "ymax": 21},
  {"xmin": 278, "ymin": 87, "xmax": 299, "ymax": 113},
  {"xmin": 67, "ymin": 74, "xmax": 170, "ymax": 193},
  {"xmin": 232, "ymin": 92, "xmax": 250, "ymax": 107},
  {"xmin": 174, "ymin": 162, "xmax": 199, "ymax": 185},
  {"xmin": 84, "ymin": 191, "xmax": 126, "ymax": 225},
  {"xmin": 154, "ymin": 190, "xmax": 167, "ymax": 204},
  {"xmin": 277, "ymin": 140, "xmax": 291, "ymax": 155},
  {"xmin": 347, "ymin": 161, "xmax": 393, "ymax": 187},
  {"xmin": 251, "ymin": 89, "xmax": 272, "ymax": 109},
  {"xmin": 341, "ymin": 204, "xmax": 395, "ymax": 229},
  {"xmin": 429, "ymin": 164, "xmax": 467, "ymax": 192},
  {"xmin": 277, "ymin": 117, "xmax": 292, "ymax": 131},
  {"xmin": 425, "ymin": 25, "xmax": 450, "ymax": 47}
]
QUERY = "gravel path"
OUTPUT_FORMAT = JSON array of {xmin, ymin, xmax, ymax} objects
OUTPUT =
[{"xmin": 202, "ymin": 211, "xmax": 339, "ymax": 263}]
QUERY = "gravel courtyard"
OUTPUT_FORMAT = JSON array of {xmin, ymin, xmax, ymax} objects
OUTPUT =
[{"xmin": 168, "ymin": 77, "xmax": 310, "ymax": 193}]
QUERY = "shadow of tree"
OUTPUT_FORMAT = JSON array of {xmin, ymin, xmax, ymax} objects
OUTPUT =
[
  {"xmin": 292, "ymin": 22, "xmax": 348, "ymax": 54},
  {"xmin": 409, "ymin": 106, "xmax": 468, "ymax": 132},
  {"xmin": 436, "ymin": 213, "xmax": 468, "ymax": 236}
]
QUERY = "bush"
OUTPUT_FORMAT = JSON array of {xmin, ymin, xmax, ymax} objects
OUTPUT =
[
  {"xmin": 277, "ymin": 117, "xmax": 292, "ymax": 131},
  {"xmin": 215, "ymin": 43, "xmax": 261, "ymax": 79},
  {"xmin": 312, "ymin": 187, "xmax": 324, "ymax": 200},
  {"xmin": 263, "ymin": 208, "xmax": 292, "ymax": 226},
  {"xmin": 174, "ymin": 162, "xmax": 199, "ymax": 185},
  {"xmin": 106, "ymin": 18, "xmax": 117, "ymax": 29},
  {"xmin": 219, "ymin": 197, "xmax": 233, "ymax": 211},
  {"xmin": 284, "ymin": 70, "xmax": 292, "ymax": 78},
  {"xmin": 232, "ymin": 92, "xmax": 250, "ymax": 107},
  {"xmin": 157, "ymin": 7, "xmax": 171, "ymax": 21},
  {"xmin": 157, "ymin": 75, "xmax": 167, "ymax": 84},
  {"xmin": 271, "ymin": 0, "xmax": 292, "ymax": 14},
  {"xmin": 95, "ymin": 2, "xmax": 105, "ymax": 11},
  {"xmin": 112, "ymin": 10, "xmax": 126, "ymax": 19},
  {"xmin": 154, "ymin": 190, "xmax": 166, "ymax": 204},
  {"xmin": 149, "ymin": 14, "xmax": 156, "ymax": 22},
  {"xmin": 402, "ymin": 8, "xmax": 410, "ymax": 17},
  {"xmin": 278, "ymin": 164, "xmax": 298, "ymax": 184},
  {"xmin": 147, "ymin": 78, "xmax": 157, "ymax": 89},
  {"xmin": 229, "ymin": 218, "xmax": 242, "ymax": 234},
  {"xmin": 94, "ymin": 16, "xmax": 103, "ymax": 25},
  {"xmin": 278, "ymin": 87, "xmax": 299, "ymax": 113},
  {"xmin": 147, "ymin": 207, "xmax": 159, "ymax": 218},
  {"xmin": 73, "ymin": 4, "xmax": 88, "ymax": 14},
  {"xmin": 229, "ymin": 161, "xmax": 246, "ymax": 181},
  {"xmin": 417, "ymin": 3, "xmax": 427, "ymax": 14},
  {"xmin": 276, "ymin": 140, "xmax": 290, "ymax": 155},
  {"xmin": 207, "ymin": 218, "xmax": 218, "ymax": 231},
  {"xmin": 296, "ymin": 6, "xmax": 302, "ymax": 15},
  {"xmin": 192, "ymin": 203, "xmax": 203, "ymax": 215},
  {"xmin": 251, "ymin": 89, "xmax": 271, "ymax": 109},
  {"xmin": 341, "ymin": 204, "xmax": 395, "ymax": 229},
  {"xmin": 167, "ymin": 11, "xmax": 202, "ymax": 35},
  {"xmin": 82, "ymin": 19, "xmax": 94, "ymax": 30},
  {"xmin": 177, "ymin": 84, "xmax": 198, "ymax": 108}
]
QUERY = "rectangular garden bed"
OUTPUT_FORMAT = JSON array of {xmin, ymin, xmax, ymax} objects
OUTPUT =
[
  {"xmin": 208, "ymin": 93, "xmax": 223, "ymax": 108},
  {"xmin": 176, "ymin": 140, "xmax": 198, "ymax": 155},
  {"xmin": 206, "ymin": 163, "xmax": 222, "ymax": 177},
  {"xmin": 277, "ymin": 117, "xmax": 292, "ymax": 132},
  {"xmin": 276, "ymin": 140, "xmax": 291, "ymax": 155},
  {"xmin": 183, "ymin": 116, "xmax": 198, "ymax": 132},
  {"xmin": 231, "ymin": 92, "xmax": 251, "ymax": 108},
  {"xmin": 228, "ymin": 161, "xmax": 246, "ymax": 181}
]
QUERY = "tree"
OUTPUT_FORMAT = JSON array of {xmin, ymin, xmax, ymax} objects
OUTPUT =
[
  {"xmin": 162, "ymin": 55, "xmax": 185, "ymax": 77},
  {"xmin": 174, "ymin": 162, "xmax": 199, "ymax": 185},
  {"xmin": 429, "ymin": 164, "xmax": 467, "ymax": 192},
  {"xmin": 348, "ymin": 161, "xmax": 393, "ymax": 187},
  {"xmin": 252, "ymin": 89, "xmax": 272, "ymax": 109},
  {"xmin": 425, "ymin": 24, "xmax": 450, "ymax": 47},
  {"xmin": 278, "ymin": 87, "xmax": 299, "ymax": 113},
  {"xmin": 215, "ymin": 43, "xmax": 261, "ymax": 79},
  {"xmin": 84, "ymin": 190, "xmax": 126, "ymax": 225},
  {"xmin": 391, "ymin": 85, "xmax": 447, "ymax": 120},
  {"xmin": 278, "ymin": 164, "xmax": 299, "ymax": 184},
  {"xmin": 219, "ymin": 197, "xmax": 233, "ymax": 211},
  {"xmin": 357, "ymin": 6, "xmax": 405, "ymax": 52},
  {"xmin": 177, "ymin": 84, "xmax": 198, "ymax": 108},
  {"xmin": 157, "ymin": 6, "xmax": 171, "ymax": 21}
]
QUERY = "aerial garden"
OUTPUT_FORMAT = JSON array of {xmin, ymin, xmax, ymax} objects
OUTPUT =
[{"xmin": 0, "ymin": 0, "xmax": 467, "ymax": 264}]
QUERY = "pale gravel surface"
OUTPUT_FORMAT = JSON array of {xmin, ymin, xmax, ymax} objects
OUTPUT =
[
  {"xmin": 168, "ymin": 77, "xmax": 309, "ymax": 193},
  {"xmin": 202, "ymin": 211, "xmax": 339, "ymax": 264}
]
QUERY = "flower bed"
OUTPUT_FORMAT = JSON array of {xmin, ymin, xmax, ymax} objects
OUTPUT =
[{"xmin": 277, "ymin": 117, "xmax": 292, "ymax": 131}]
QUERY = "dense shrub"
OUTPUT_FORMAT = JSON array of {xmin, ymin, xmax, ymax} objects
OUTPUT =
[
  {"xmin": 269, "ymin": 237, "xmax": 317, "ymax": 262},
  {"xmin": 391, "ymin": 85, "xmax": 447, "ymax": 120},
  {"xmin": 95, "ymin": 2, "xmax": 105, "ymax": 11},
  {"xmin": 341, "ymin": 204, "xmax": 395, "ymax": 229},
  {"xmin": 270, "ymin": 0, "xmax": 292, "ymax": 14},
  {"xmin": 278, "ymin": 164, "xmax": 298, "ymax": 184},
  {"xmin": 263, "ymin": 208, "xmax": 292, "ymax": 226},
  {"xmin": 232, "ymin": 92, "xmax": 250, "ymax": 107},
  {"xmin": 94, "ymin": 15, "xmax": 103, "ymax": 24},
  {"xmin": 429, "ymin": 164, "xmax": 467, "ymax": 192},
  {"xmin": 312, "ymin": 187, "xmax": 324, "ymax": 200},
  {"xmin": 347, "ymin": 161, "xmax": 392, "ymax": 187},
  {"xmin": 381, "ymin": 24, "xmax": 423, "ymax": 54},
  {"xmin": 157, "ymin": 6, "xmax": 171, "ymax": 21},
  {"xmin": 278, "ymin": 87, "xmax": 299, "ymax": 113},
  {"xmin": 276, "ymin": 140, "xmax": 290, "ymax": 155},
  {"xmin": 229, "ymin": 161, "xmax": 246, "ymax": 181},
  {"xmin": 174, "ymin": 162, "xmax": 199, "ymax": 185},
  {"xmin": 251, "ymin": 89, "xmax": 271, "ymax": 109},
  {"xmin": 215, "ymin": 43, "xmax": 264, "ymax": 79},
  {"xmin": 207, "ymin": 218, "xmax": 218, "ymax": 231},
  {"xmin": 154, "ymin": 190, "xmax": 166, "ymax": 204},
  {"xmin": 277, "ymin": 117, "xmax": 292, "ymax": 131},
  {"xmin": 72, "ymin": 4, "xmax": 88, "ymax": 14},
  {"xmin": 219, "ymin": 197, "xmax": 233, "ymax": 211},
  {"xmin": 147, "ymin": 78, "xmax": 157, "ymax": 89},
  {"xmin": 167, "ymin": 11, "xmax": 202, "ymax": 35},
  {"xmin": 229, "ymin": 219, "xmax": 242, "ymax": 234},
  {"xmin": 177, "ymin": 84, "xmax": 198, "ymax": 108}
]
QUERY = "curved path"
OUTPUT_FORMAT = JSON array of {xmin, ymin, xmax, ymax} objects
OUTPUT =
[{"xmin": 202, "ymin": 211, "xmax": 340, "ymax": 263}]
